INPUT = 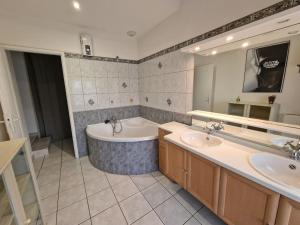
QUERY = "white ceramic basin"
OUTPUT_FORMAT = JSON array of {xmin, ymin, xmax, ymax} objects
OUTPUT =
[
  {"xmin": 249, "ymin": 152, "xmax": 300, "ymax": 189},
  {"xmin": 181, "ymin": 131, "xmax": 222, "ymax": 148}
]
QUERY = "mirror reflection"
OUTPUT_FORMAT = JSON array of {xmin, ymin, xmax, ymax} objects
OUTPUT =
[{"xmin": 192, "ymin": 24, "xmax": 300, "ymax": 128}]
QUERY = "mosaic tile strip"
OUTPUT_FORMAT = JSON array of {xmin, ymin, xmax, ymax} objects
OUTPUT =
[
  {"xmin": 64, "ymin": 52, "xmax": 138, "ymax": 64},
  {"xmin": 66, "ymin": 1, "xmax": 300, "ymax": 64}
]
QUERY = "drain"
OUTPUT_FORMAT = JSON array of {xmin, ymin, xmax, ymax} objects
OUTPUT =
[{"xmin": 289, "ymin": 164, "xmax": 296, "ymax": 170}]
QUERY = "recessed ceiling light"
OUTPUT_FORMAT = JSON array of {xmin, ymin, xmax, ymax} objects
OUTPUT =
[
  {"xmin": 226, "ymin": 36, "xmax": 234, "ymax": 41},
  {"xmin": 242, "ymin": 42, "xmax": 249, "ymax": 48},
  {"xmin": 212, "ymin": 50, "xmax": 217, "ymax": 55},
  {"xmin": 277, "ymin": 19, "xmax": 290, "ymax": 24},
  {"xmin": 288, "ymin": 30, "xmax": 299, "ymax": 35},
  {"xmin": 72, "ymin": 1, "xmax": 80, "ymax": 10},
  {"xmin": 194, "ymin": 46, "xmax": 200, "ymax": 51},
  {"xmin": 127, "ymin": 30, "xmax": 137, "ymax": 37}
]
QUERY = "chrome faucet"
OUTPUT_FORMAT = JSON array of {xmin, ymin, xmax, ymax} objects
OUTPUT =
[
  {"xmin": 283, "ymin": 140, "xmax": 300, "ymax": 160},
  {"xmin": 210, "ymin": 121, "xmax": 224, "ymax": 131},
  {"xmin": 205, "ymin": 121, "xmax": 224, "ymax": 140},
  {"xmin": 104, "ymin": 116, "xmax": 123, "ymax": 136}
]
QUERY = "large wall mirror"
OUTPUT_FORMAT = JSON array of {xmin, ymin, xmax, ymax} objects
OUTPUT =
[{"xmin": 189, "ymin": 23, "xmax": 300, "ymax": 148}]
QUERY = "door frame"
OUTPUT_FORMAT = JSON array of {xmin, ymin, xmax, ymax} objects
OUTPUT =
[{"xmin": 0, "ymin": 43, "xmax": 79, "ymax": 158}]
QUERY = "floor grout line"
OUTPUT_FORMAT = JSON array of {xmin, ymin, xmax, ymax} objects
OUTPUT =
[
  {"xmin": 104, "ymin": 172, "xmax": 130, "ymax": 225},
  {"xmin": 80, "ymin": 157, "xmax": 93, "ymax": 224},
  {"xmin": 128, "ymin": 175, "xmax": 166, "ymax": 225}
]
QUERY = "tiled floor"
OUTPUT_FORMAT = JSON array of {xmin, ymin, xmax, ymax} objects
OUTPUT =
[{"xmin": 33, "ymin": 139, "xmax": 226, "ymax": 225}]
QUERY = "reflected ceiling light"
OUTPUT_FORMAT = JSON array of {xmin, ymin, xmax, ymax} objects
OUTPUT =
[
  {"xmin": 277, "ymin": 19, "xmax": 290, "ymax": 24},
  {"xmin": 194, "ymin": 46, "xmax": 200, "ymax": 51},
  {"xmin": 212, "ymin": 50, "xmax": 217, "ymax": 55},
  {"xmin": 242, "ymin": 42, "xmax": 249, "ymax": 48},
  {"xmin": 72, "ymin": 1, "xmax": 80, "ymax": 10},
  {"xmin": 226, "ymin": 36, "xmax": 234, "ymax": 41}
]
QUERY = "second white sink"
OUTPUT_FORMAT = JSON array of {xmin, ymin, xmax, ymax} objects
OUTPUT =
[
  {"xmin": 249, "ymin": 152, "xmax": 300, "ymax": 189},
  {"xmin": 181, "ymin": 131, "xmax": 222, "ymax": 148}
]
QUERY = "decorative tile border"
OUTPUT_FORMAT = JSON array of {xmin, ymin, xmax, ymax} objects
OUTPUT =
[
  {"xmin": 64, "ymin": 52, "xmax": 138, "ymax": 64},
  {"xmin": 65, "ymin": 0, "xmax": 300, "ymax": 64}
]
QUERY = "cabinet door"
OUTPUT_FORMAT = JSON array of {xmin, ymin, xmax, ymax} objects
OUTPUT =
[
  {"xmin": 275, "ymin": 197, "xmax": 300, "ymax": 225},
  {"xmin": 167, "ymin": 142, "xmax": 187, "ymax": 188},
  {"xmin": 218, "ymin": 169, "xmax": 279, "ymax": 225},
  {"xmin": 158, "ymin": 129, "xmax": 171, "ymax": 176},
  {"xmin": 187, "ymin": 152, "xmax": 220, "ymax": 213}
]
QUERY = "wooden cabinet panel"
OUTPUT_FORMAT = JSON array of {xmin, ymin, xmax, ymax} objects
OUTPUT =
[
  {"xmin": 159, "ymin": 144, "xmax": 168, "ymax": 175},
  {"xmin": 167, "ymin": 142, "xmax": 187, "ymax": 188},
  {"xmin": 187, "ymin": 152, "xmax": 220, "ymax": 213},
  {"xmin": 276, "ymin": 197, "xmax": 300, "ymax": 225},
  {"xmin": 218, "ymin": 169, "xmax": 279, "ymax": 225},
  {"xmin": 158, "ymin": 129, "xmax": 171, "ymax": 176}
]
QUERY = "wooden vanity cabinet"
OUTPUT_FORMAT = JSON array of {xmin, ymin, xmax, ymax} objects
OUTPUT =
[
  {"xmin": 275, "ymin": 197, "xmax": 300, "ymax": 225},
  {"xmin": 218, "ymin": 169, "xmax": 280, "ymax": 225},
  {"xmin": 186, "ymin": 152, "xmax": 220, "ymax": 213},
  {"xmin": 167, "ymin": 142, "xmax": 187, "ymax": 188},
  {"xmin": 158, "ymin": 128, "xmax": 171, "ymax": 176}
]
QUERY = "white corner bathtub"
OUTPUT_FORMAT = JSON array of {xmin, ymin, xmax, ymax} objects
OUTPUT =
[
  {"xmin": 86, "ymin": 117, "xmax": 158, "ymax": 142},
  {"xmin": 86, "ymin": 117, "xmax": 159, "ymax": 175}
]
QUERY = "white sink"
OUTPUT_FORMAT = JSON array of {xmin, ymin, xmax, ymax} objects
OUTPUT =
[
  {"xmin": 181, "ymin": 131, "xmax": 222, "ymax": 148},
  {"xmin": 249, "ymin": 152, "xmax": 300, "ymax": 189}
]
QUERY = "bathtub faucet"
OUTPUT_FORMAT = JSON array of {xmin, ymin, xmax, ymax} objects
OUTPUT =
[{"xmin": 105, "ymin": 116, "xmax": 123, "ymax": 136}]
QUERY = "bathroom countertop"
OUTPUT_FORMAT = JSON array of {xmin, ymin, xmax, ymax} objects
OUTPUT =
[{"xmin": 159, "ymin": 122, "xmax": 300, "ymax": 203}]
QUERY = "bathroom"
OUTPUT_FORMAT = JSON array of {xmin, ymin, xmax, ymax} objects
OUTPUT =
[{"xmin": 0, "ymin": 0, "xmax": 300, "ymax": 225}]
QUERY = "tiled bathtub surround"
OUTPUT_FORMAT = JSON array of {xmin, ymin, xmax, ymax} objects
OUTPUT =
[
  {"xmin": 140, "ymin": 106, "xmax": 192, "ymax": 126},
  {"xmin": 65, "ymin": 57, "xmax": 139, "ymax": 112},
  {"xmin": 88, "ymin": 136, "xmax": 158, "ymax": 175},
  {"xmin": 73, "ymin": 106, "xmax": 140, "ymax": 156},
  {"xmin": 74, "ymin": 105, "xmax": 191, "ymax": 157},
  {"xmin": 139, "ymin": 50, "xmax": 194, "ymax": 114}
]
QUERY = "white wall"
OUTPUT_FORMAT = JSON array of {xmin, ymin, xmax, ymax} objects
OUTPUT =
[
  {"xmin": 10, "ymin": 52, "xmax": 40, "ymax": 134},
  {"xmin": 0, "ymin": 17, "xmax": 138, "ymax": 60},
  {"xmin": 138, "ymin": 0, "xmax": 281, "ymax": 58},
  {"xmin": 66, "ymin": 58, "xmax": 139, "ymax": 112},
  {"xmin": 194, "ymin": 35, "xmax": 300, "ymax": 121}
]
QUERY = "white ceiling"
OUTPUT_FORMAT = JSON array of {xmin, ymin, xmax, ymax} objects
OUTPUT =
[{"xmin": 0, "ymin": 0, "xmax": 182, "ymax": 40}]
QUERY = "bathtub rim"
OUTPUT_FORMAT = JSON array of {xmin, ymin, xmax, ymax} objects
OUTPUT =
[{"xmin": 86, "ymin": 117, "xmax": 159, "ymax": 142}]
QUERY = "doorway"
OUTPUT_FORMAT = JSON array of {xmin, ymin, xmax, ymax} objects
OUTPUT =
[
  {"xmin": 193, "ymin": 64, "xmax": 216, "ymax": 111},
  {"xmin": 7, "ymin": 51, "xmax": 73, "ymax": 157}
]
